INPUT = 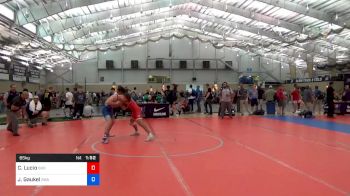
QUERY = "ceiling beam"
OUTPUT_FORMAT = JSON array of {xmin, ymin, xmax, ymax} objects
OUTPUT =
[
  {"xmin": 16, "ymin": 0, "xmax": 186, "ymax": 25},
  {"xmin": 254, "ymin": 0, "xmax": 347, "ymax": 28}
]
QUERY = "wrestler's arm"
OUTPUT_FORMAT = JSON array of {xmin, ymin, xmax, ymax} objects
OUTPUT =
[{"xmin": 105, "ymin": 95, "xmax": 120, "ymax": 107}]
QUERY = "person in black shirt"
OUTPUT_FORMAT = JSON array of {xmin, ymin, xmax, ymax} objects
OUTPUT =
[
  {"xmin": 257, "ymin": 85, "xmax": 265, "ymax": 110},
  {"xmin": 73, "ymin": 86, "xmax": 86, "ymax": 119},
  {"xmin": 40, "ymin": 89, "xmax": 52, "ymax": 125},
  {"xmin": 326, "ymin": 82, "xmax": 335, "ymax": 118},
  {"xmin": 204, "ymin": 87, "xmax": 213, "ymax": 114},
  {"xmin": 7, "ymin": 91, "xmax": 28, "ymax": 136}
]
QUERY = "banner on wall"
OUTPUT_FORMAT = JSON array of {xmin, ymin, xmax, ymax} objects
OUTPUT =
[
  {"xmin": 12, "ymin": 64, "xmax": 27, "ymax": 82},
  {"xmin": 285, "ymin": 76, "xmax": 330, "ymax": 84},
  {"xmin": 27, "ymin": 66, "xmax": 40, "ymax": 83},
  {"xmin": 0, "ymin": 62, "xmax": 10, "ymax": 80}
]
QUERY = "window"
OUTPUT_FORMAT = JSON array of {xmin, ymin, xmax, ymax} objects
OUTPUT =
[
  {"xmin": 0, "ymin": 5, "xmax": 14, "ymax": 20},
  {"xmin": 23, "ymin": 23, "xmax": 37, "ymax": 33}
]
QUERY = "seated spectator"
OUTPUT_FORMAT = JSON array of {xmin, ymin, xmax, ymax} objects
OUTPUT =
[
  {"xmin": 27, "ymin": 96, "xmax": 49, "ymax": 128},
  {"xmin": 83, "ymin": 102, "xmax": 94, "ymax": 118}
]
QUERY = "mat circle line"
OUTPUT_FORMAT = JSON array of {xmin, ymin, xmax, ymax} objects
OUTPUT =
[{"xmin": 91, "ymin": 132, "xmax": 224, "ymax": 158}]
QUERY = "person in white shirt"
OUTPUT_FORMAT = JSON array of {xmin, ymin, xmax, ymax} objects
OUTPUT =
[
  {"xmin": 188, "ymin": 84, "xmax": 196, "ymax": 112},
  {"xmin": 65, "ymin": 88, "xmax": 74, "ymax": 117},
  {"xmin": 83, "ymin": 102, "xmax": 94, "ymax": 118},
  {"xmin": 26, "ymin": 96, "xmax": 49, "ymax": 127}
]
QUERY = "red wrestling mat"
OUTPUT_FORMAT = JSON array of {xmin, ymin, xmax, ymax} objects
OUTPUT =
[{"xmin": 1, "ymin": 116, "xmax": 349, "ymax": 196}]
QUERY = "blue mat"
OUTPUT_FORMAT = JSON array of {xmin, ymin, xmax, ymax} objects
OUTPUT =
[{"xmin": 264, "ymin": 116, "xmax": 350, "ymax": 134}]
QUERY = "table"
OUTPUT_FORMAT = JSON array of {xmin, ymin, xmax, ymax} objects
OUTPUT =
[{"xmin": 139, "ymin": 103, "xmax": 170, "ymax": 118}]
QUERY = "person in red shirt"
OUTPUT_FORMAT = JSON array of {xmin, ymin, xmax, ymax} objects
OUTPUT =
[
  {"xmin": 291, "ymin": 86, "xmax": 302, "ymax": 113},
  {"xmin": 276, "ymin": 86, "xmax": 287, "ymax": 116}
]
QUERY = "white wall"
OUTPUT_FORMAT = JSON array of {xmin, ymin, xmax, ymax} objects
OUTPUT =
[{"xmin": 46, "ymin": 37, "xmax": 297, "ymax": 85}]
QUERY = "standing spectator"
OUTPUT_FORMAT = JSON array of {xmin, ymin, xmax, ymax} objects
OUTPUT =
[
  {"xmin": 276, "ymin": 86, "xmax": 287, "ymax": 116},
  {"xmin": 0, "ymin": 93, "xmax": 4, "ymax": 113},
  {"xmin": 22, "ymin": 89, "xmax": 32, "ymax": 122},
  {"xmin": 86, "ymin": 92, "xmax": 93, "ymax": 105},
  {"xmin": 204, "ymin": 87, "xmax": 213, "ymax": 115},
  {"xmin": 4, "ymin": 84, "xmax": 20, "ymax": 125},
  {"xmin": 257, "ymin": 85, "xmax": 265, "ymax": 110},
  {"xmin": 326, "ymin": 82, "xmax": 335, "ymax": 118},
  {"xmin": 40, "ymin": 89, "xmax": 52, "ymax": 125},
  {"xmin": 313, "ymin": 86, "xmax": 324, "ymax": 115},
  {"xmin": 304, "ymin": 86, "xmax": 314, "ymax": 111},
  {"xmin": 195, "ymin": 85, "xmax": 202, "ymax": 113},
  {"xmin": 248, "ymin": 84, "xmax": 258, "ymax": 112},
  {"xmin": 130, "ymin": 87, "xmax": 139, "ymax": 101},
  {"xmin": 73, "ymin": 86, "xmax": 86, "ymax": 119},
  {"xmin": 265, "ymin": 85, "xmax": 275, "ymax": 102},
  {"xmin": 109, "ymin": 87, "xmax": 116, "ymax": 96},
  {"xmin": 219, "ymin": 82, "xmax": 234, "ymax": 119},
  {"xmin": 170, "ymin": 84, "xmax": 178, "ymax": 116},
  {"xmin": 265, "ymin": 85, "xmax": 276, "ymax": 115},
  {"xmin": 65, "ymin": 88, "xmax": 74, "ymax": 117},
  {"xmin": 291, "ymin": 86, "xmax": 302, "ymax": 113},
  {"xmin": 96, "ymin": 92, "xmax": 101, "ymax": 106},
  {"xmin": 340, "ymin": 85, "xmax": 350, "ymax": 115},
  {"xmin": 7, "ymin": 91, "xmax": 28, "ymax": 136},
  {"xmin": 237, "ymin": 84, "xmax": 249, "ymax": 115},
  {"xmin": 4, "ymin": 84, "xmax": 19, "ymax": 123},
  {"xmin": 187, "ymin": 85, "xmax": 196, "ymax": 112}
]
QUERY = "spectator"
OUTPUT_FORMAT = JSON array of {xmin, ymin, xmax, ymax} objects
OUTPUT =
[
  {"xmin": 130, "ymin": 87, "xmax": 139, "ymax": 101},
  {"xmin": 304, "ymin": 86, "xmax": 314, "ymax": 111},
  {"xmin": 340, "ymin": 85, "xmax": 350, "ymax": 115},
  {"xmin": 73, "ymin": 86, "xmax": 86, "ymax": 119},
  {"xmin": 177, "ymin": 91, "xmax": 189, "ymax": 115},
  {"xmin": 65, "ymin": 88, "xmax": 74, "ymax": 117},
  {"xmin": 326, "ymin": 82, "xmax": 335, "ymax": 118},
  {"xmin": 248, "ymin": 84, "xmax": 258, "ymax": 112},
  {"xmin": 40, "ymin": 89, "xmax": 52, "ymax": 125},
  {"xmin": 109, "ymin": 87, "xmax": 116, "ymax": 96},
  {"xmin": 219, "ymin": 82, "xmax": 234, "ymax": 119},
  {"xmin": 7, "ymin": 91, "xmax": 29, "ymax": 136},
  {"xmin": 237, "ymin": 84, "xmax": 249, "ymax": 115},
  {"xmin": 265, "ymin": 85, "xmax": 275, "ymax": 102},
  {"xmin": 188, "ymin": 84, "xmax": 196, "ymax": 112},
  {"xmin": 291, "ymin": 86, "xmax": 302, "ymax": 113},
  {"xmin": 313, "ymin": 86, "xmax": 324, "ymax": 115},
  {"xmin": 0, "ymin": 93, "xmax": 4, "ymax": 113},
  {"xmin": 170, "ymin": 84, "xmax": 178, "ymax": 115},
  {"xmin": 257, "ymin": 85, "xmax": 265, "ymax": 110},
  {"xmin": 276, "ymin": 86, "xmax": 287, "ymax": 116},
  {"xmin": 204, "ymin": 87, "xmax": 213, "ymax": 115},
  {"xmin": 4, "ymin": 84, "xmax": 18, "ymax": 108},
  {"xmin": 83, "ymin": 102, "xmax": 94, "ymax": 118},
  {"xmin": 4, "ymin": 84, "xmax": 19, "ymax": 124},
  {"xmin": 27, "ymin": 95, "xmax": 49, "ymax": 128},
  {"xmin": 195, "ymin": 85, "xmax": 203, "ymax": 113}
]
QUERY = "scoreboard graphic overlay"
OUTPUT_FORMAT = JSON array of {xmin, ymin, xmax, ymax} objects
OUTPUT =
[{"xmin": 16, "ymin": 154, "xmax": 100, "ymax": 186}]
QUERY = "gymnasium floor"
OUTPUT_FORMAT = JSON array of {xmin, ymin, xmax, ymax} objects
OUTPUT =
[{"xmin": 1, "ymin": 115, "xmax": 350, "ymax": 196}]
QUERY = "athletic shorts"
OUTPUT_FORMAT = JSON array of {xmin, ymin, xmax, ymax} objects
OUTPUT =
[
  {"xmin": 250, "ymin": 98, "xmax": 258, "ymax": 106},
  {"xmin": 292, "ymin": 100, "xmax": 302, "ymax": 104},
  {"xmin": 128, "ymin": 101, "xmax": 142, "ymax": 120},
  {"xmin": 102, "ymin": 105, "xmax": 113, "ymax": 119}
]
